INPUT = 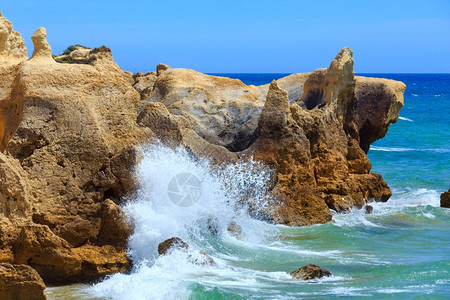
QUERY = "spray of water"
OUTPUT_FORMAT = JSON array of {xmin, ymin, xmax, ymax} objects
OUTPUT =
[{"xmin": 89, "ymin": 143, "xmax": 276, "ymax": 299}]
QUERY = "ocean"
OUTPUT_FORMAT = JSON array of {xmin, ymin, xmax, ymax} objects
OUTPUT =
[{"xmin": 46, "ymin": 74, "xmax": 450, "ymax": 299}]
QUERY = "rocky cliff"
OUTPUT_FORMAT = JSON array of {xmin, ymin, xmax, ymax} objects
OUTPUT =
[{"xmin": 0, "ymin": 13, "xmax": 405, "ymax": 294}]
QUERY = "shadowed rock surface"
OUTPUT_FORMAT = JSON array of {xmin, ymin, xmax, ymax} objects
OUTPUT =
[
  {"xmin": 0, "ymin": 13, "xmax": 405, "ymax": 289},
  {"xmin": 0, "ymin": 263, "xmax": 46, "ymax": 300}
]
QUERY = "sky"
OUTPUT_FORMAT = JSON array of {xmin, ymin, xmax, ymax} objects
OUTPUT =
[{"xmin": 1, "ymin": 0, "xmax": 449, "ymax": 73}]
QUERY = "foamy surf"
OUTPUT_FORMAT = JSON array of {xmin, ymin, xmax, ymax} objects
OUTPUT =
[
  {"xmin": 370, "ymin": 146, "xmax": 450, "ymax": 153},
  {"xmin": 398, "ymin": 116, "xmax": 413, "ymax": 122}
]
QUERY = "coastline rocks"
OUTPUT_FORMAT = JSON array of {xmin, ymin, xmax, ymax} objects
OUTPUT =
[
  {"xmin": 227, "ymin": 221, "xmax": 244, "ymax": 239},
  {"xmin": 245, "ymin": 48, "xmax": 395, "ymax": 225},
  {"xmin": 0, "ymin": 263, "xmax": 46, "ymax": 300},
  {"xmin": 156, "ymin": 63, "xmax": 171, "ymax": 76},
  {"xmin": 0, "ymin": 14, "xmax": 145, "ymax": 285},
  {"xmin": 0, "ymin": 13, "xmax": 27, "ymax": 65},
  {"xmin": 0, "ymin": 13, "xmax": 405, "ymax": 288},
  {"xmin": 144, "ymin": 67, "xmax": 264, "ymax": 152},
  {"xmin": 355, "ymin": 76, "xmax": 406, "ymax": 152},
  {"xmin": 290, "ymin": 264, "xmax": 332, "ymax": 280},
  {"xmin": 440, "ymin": 190, "xmax": 450, "ymax": 208}
]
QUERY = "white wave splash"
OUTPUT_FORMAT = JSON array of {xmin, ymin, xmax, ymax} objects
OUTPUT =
[
  {"xmin": 398, "ymin": 116, "xmax": 413, "ymax": 122},
  {"xmin": 370, "ymin": 146, "xmax": 450, "ymax": 153},
  {"xmin": 88, "ymin": 144, "xmax": 279, "ymax": 299}
]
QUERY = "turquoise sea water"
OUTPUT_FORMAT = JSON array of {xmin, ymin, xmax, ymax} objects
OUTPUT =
[{"xmin": 47, "ymin": 74, "xmax": 449, "ymax": 299}]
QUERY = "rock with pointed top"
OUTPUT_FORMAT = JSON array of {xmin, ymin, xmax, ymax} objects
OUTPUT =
[
  {"xmin": 0, "ymin": 263, "xmax": 46, "ymax": 300},
  {"xmin": 30, "ymin": 27, "xmax": 54, "ymax": 63}
]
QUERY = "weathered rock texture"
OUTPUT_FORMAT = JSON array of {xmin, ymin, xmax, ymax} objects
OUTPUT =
[
  {"xmin": 0, "ymin": 13, "xmax": 405, "ymax": 289},
  {"xmin": 0, "ymin": 263, "xmax": 46, "ymax": 300}
]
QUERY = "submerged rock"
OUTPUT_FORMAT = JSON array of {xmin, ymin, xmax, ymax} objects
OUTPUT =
[
  {"xmin": 157, "ymin": 237, "xmax": 215, "ymax": 266},
  {"xmin": 0, "ymin": 263, "xmax": 46, "ymax": 300},
  {"xmin": 440, "ymin": 190, "xmax": 450, "ymax": 208},
  {"xmin": 365, "ymin": 205, "xmax": 374, "ymax": 214},
  {"xmin": 158, "ymin": 237, "xmax": 190, "ymax": 255},
  {"xmin": 290, "ymin": 264, "xmax": 332, "ymax": 280}
]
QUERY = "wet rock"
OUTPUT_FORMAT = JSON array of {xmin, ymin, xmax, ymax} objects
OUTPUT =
[
  {"xmin": 227, "ymin": 221, "xmax": 244, "ymax": 239},
  {"xmin": 158, "ymin": 237, "xmax": 190, "ymax": 255},
  {"xmin": 0, "ymin": 263, "xmax": 46, "ymax": 300},
  {"xmin": 157, "ymin": 237, "xmax": 215, "ymax": 266},
  {"xmin": 290, "ymin": 264, "xmax": 332, "ymax": 280},
  {"xmin": 440, "ymin": 190, "xmax": 450, "ymax": 208},
  {"xmin": 55, "ymin": 217, "xmax": 98, "ymax": 247},
  {"xmin": 30, "ymin": 27, "xmax": 54, "ymax": 63},
  {"xmin": 365, "ymin": 205, "xmax": 374, "ymax": 214}
]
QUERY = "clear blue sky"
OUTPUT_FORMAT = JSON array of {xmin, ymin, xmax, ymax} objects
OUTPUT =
[{"xmin": 1, "ymin": 0, "xmax": 449, "ymax": 73}]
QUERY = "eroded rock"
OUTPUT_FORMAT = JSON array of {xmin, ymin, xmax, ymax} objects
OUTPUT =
[
  {"xmin": 158, "ymin": 237, "xmax": 189, "ymax": 255},
  {"xmin": 0, "ymin": 263, "xmax": 46, "ymax": 300},
  {"xmin": 30, "ymin": 28, "xmax": 54, "ymax": 63}
]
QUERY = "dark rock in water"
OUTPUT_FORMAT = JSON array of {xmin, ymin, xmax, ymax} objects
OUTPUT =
[
  {"xmin": 440, "ymin": 190, "xmax": 450, "ymax": 208},
  {"xmin": 290, "ymin": 264, "xmax": 332, "ymax": 280},
  {"xmin": 365, "ymin": 205, "xmax": 374, "ymax": 214},
  {"xmin": 157, "ymin": 237, "xmax": 216, "ymax": 266},
  {"xmin": 227, "ymin": 221, "xmax": 244, "ymax": 239},
  {"xmin": 158, "ymin": 237, "xmax": 189, "ymax": 255}
]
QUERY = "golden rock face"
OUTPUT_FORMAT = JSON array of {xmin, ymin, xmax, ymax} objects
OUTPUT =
[{"xmin": 0, "ymin": 12, "xmax": 405, "ymax": 289}]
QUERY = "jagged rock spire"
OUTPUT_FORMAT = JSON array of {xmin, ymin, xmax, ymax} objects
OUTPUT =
[{"xmin": 30, "ymin": 27, "xmax": 54, "ymax": 62}]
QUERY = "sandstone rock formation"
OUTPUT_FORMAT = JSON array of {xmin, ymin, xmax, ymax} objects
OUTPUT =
[
  {"xmin": 290, "ymin": 264, "xmax": 332, "ymax": 280},
  {"xmin": 0, "ymin": 13, "xmax": 27, "ymax": 65},
  {"xmin": 440, "ymin": 190, "xmax": 450, "ymax": 208},
  {"xmin": 356, "ymin": 76, "xmax": 405, "ymax": 152},
  {"xmin": 0, "ymin": 263, "xmax": 46, "ymax": 300},
  {"xmin": 30, "ymin": 28, "xmax": 54, "ymax": 63},
  {"xmin": 0, "ymin": 12, "xmax": 405, "ymax": 290}
]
